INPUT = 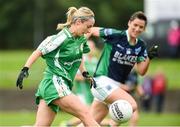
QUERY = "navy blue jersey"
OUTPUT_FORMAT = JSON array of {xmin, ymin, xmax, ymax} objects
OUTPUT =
[{"xmin": 94, "ymin": 28, "xmax": 148, "ymax": 83}]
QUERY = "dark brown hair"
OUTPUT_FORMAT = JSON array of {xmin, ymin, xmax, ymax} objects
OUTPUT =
[{"xmin": 129, "ymin": 11, "xmax": 147, "ymax": 26}]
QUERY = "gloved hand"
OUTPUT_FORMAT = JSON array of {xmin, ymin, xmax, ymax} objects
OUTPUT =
[
  {"xmin": 16, "ymin": 67, "xmax": 29, "ymax": 89},
  {"xmin": 148, "ymin": 45, "xmax": 159, "ymax": 59},
  {"xmin": 82, "ymin": 71, "xmax": 97, "ymax": 88},
  {"xmin": 82, "ymin": 71, "xmax": 90, "ymax": 78}
]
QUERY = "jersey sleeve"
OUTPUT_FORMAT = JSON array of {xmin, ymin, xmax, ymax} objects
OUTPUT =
[
  {"xmin": 83, "ymin": 42, "xmax": 90, "ymax": 53},
  {"xmin": 82, "ymin": 37, "xmax": 90, "ymax": 53},
  {"xmin": 137, "ymin": 41, "xmax": 148, "ymax": 62},
  {"xmin": 99, "ymin": 28, "xmax": 122, "ymax": 43},
  {"xmin": 37, "ymin": 31, "xmax": 67, "ymax": 55}
]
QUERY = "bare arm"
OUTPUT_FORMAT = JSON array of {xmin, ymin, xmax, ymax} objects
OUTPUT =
[
  {"xmin": 85, "ymin": 27, "xmax": 101, "ymax": 39},
  {"xmin": 135, "ymin": 58, "xmax": 150, "ymax": 76},
  {"xmin": 16, "ymin": 49, "xmax": 42, "ymax": 89},
  {"xmin": 24, "ymin": 49, "xmax": 42, "ymax": 68},
  {"xmin": 75, "ymin": 73, "xmax": 84, "ymax": 81}
]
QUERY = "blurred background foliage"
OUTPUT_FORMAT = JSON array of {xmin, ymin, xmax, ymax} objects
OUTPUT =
[
  {"xmin": 0, "ymin": 0, "xmax": 143, "ymax": 49},
  {"xmin": 0, "ymin": 0, "xmax": 180, "ymax": 89}
]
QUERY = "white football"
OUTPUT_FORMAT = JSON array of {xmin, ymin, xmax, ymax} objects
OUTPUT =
[{"xmin": 109, "ymin": 100, "xmax": 133, "ymax": 123}]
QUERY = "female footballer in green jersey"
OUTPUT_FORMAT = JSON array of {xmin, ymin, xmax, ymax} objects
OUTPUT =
[
  {"xmin": 62, "ymin": 39, "xmax": 99, "ymax": 126},
  {"xmin": 87, "ymin": 11, "xmax": 158, "ymax": 126},
  {"xmin": 16, "ymin": 7, "xmax": 100, "ymax": 126}
]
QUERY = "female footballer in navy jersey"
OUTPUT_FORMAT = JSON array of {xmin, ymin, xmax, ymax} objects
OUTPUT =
[{"xmin": 87, "ymin": 11, "xmax": 158, "ymax": 126}]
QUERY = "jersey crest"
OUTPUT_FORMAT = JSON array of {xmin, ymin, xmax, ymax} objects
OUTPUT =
[
  {"xmin": 135, "ymin": 47, "xmax": 141, "ymax": 55},
  {"xmin": 126, "ymin": 48, "xmax": 131, "ymax": 55}
]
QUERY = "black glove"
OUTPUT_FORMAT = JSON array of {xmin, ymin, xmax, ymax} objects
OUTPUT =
[
  {"xmin": 82, "ymin": 71, "xmax": 97, "ymax": 88},
  {"xmin": 82, "ymin": 71, "xmax": 90, "ymax": 78},
  {"xmin": 148, "ymin": 45, "xmax": 159, "ymax": 59},
  {"xmin": 16, "ymin": 67, "xmax": 29, "ymax": 89}
]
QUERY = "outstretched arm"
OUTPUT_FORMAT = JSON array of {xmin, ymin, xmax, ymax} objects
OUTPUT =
[
  {"xmin": 135, "ymin": 58, "xmax": 150, "ymax": 76},
  {"xmin": 135, "ymin": 45, "xmax": 158, "ymax": 76},
  {"xmin": 16, "ymin": 49, "xmax": 42, "ymax": 89},
  {"xmin": 85, "ymin": 27, "xmax": 101, "ymax": 39},
  {"xmin": 24, "ymin": 49, "xmax": 42, "ymax": 68}
]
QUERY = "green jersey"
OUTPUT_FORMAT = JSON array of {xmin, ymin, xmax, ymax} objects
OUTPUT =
[{"xmin": 37, "ymin": 27, "xmax": 90, "ymax": 88}]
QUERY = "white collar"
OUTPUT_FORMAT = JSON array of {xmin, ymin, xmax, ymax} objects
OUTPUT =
[{"xmin": 126, "ymin": 30, "xmax": 137, "ymax": 45}]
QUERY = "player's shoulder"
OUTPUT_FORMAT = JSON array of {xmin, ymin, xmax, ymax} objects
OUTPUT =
[
  {"xmin": 137, "ymin": 38, "xmax": 147, "ymax": 47},
  {"xmin": 57, "ymin": 27, "xmax": 72, "ymax": 38},
  {"xmin": 100, "ymin": 27, "xmax": 123, "ymax": 36}
]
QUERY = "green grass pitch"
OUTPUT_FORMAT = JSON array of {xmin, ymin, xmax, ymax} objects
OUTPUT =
[
  {"xmin": 0, "ymin": 50, "xmax": 180, "ymax": 89},
  {"xmin": 0, "ymin": 111, "xmax": 180, "ymax": 126}
]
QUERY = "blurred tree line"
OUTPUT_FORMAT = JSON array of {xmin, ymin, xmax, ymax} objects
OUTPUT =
[{"xmin": 0, "ymin": 0, "xmax": 143, "ymax": 49}]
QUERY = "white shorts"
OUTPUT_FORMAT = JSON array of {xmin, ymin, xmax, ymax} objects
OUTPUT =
[{"xmin": 91, "ymin": 75, "xmax": 120, "ymax": 102}]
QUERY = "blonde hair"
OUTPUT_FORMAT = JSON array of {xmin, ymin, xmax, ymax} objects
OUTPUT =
[{"xmin": 57, "ymin": 7, "xmax": 94, "ymax": 30}]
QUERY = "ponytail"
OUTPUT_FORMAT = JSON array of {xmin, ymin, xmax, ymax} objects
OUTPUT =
[
  {"xmin": 57, "ymin": 7, "xmax": 77, "ymax": 30},
  {"xmin": 57, "ymin": 6, "xmax": 94, "ymax": 30}
]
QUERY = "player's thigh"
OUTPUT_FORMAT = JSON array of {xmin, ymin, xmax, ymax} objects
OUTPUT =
[
  {"xmin": 105, "ymin": 87, "xmax": 137, "ymax": 111},
  {"xmin": 53, "ymin": 93, "xmax": 90, "ymax": 118},
  {"xmin": 35, "ymin": 99, "xmax": 56, "ymax": 126},
  {"xmin": 90, "ymin": 100, "xmax": 108, "ymax": 123}
]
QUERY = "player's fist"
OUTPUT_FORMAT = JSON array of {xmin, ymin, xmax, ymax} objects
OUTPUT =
[
  {"xmin": 16, "ymin": 67, "xmax": 29, "ymax": 89},
  {"xmin": 148, "ymin": 45, "xmax": 159, "ymax": 59},
  {"xmin": 82, "ymin": 71, "xmax": 90, "ymax": 78},
  {"xmin": 82, "ymin": 71, "xmax": 97, "ymax": 88}
]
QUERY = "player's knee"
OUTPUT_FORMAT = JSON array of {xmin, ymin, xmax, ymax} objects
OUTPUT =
[{"xmin": 78, "ymin": 108, "xmax": 92, "ymax": 121}]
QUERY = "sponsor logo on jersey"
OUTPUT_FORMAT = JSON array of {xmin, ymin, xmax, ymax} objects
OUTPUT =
[
  {"xmin": 64, "ymin": 59, "xmax": 82, "ymax": 68},
  {"xmin": 112, "ymin": 51, "xmax": 137, "ymax": 66}
]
